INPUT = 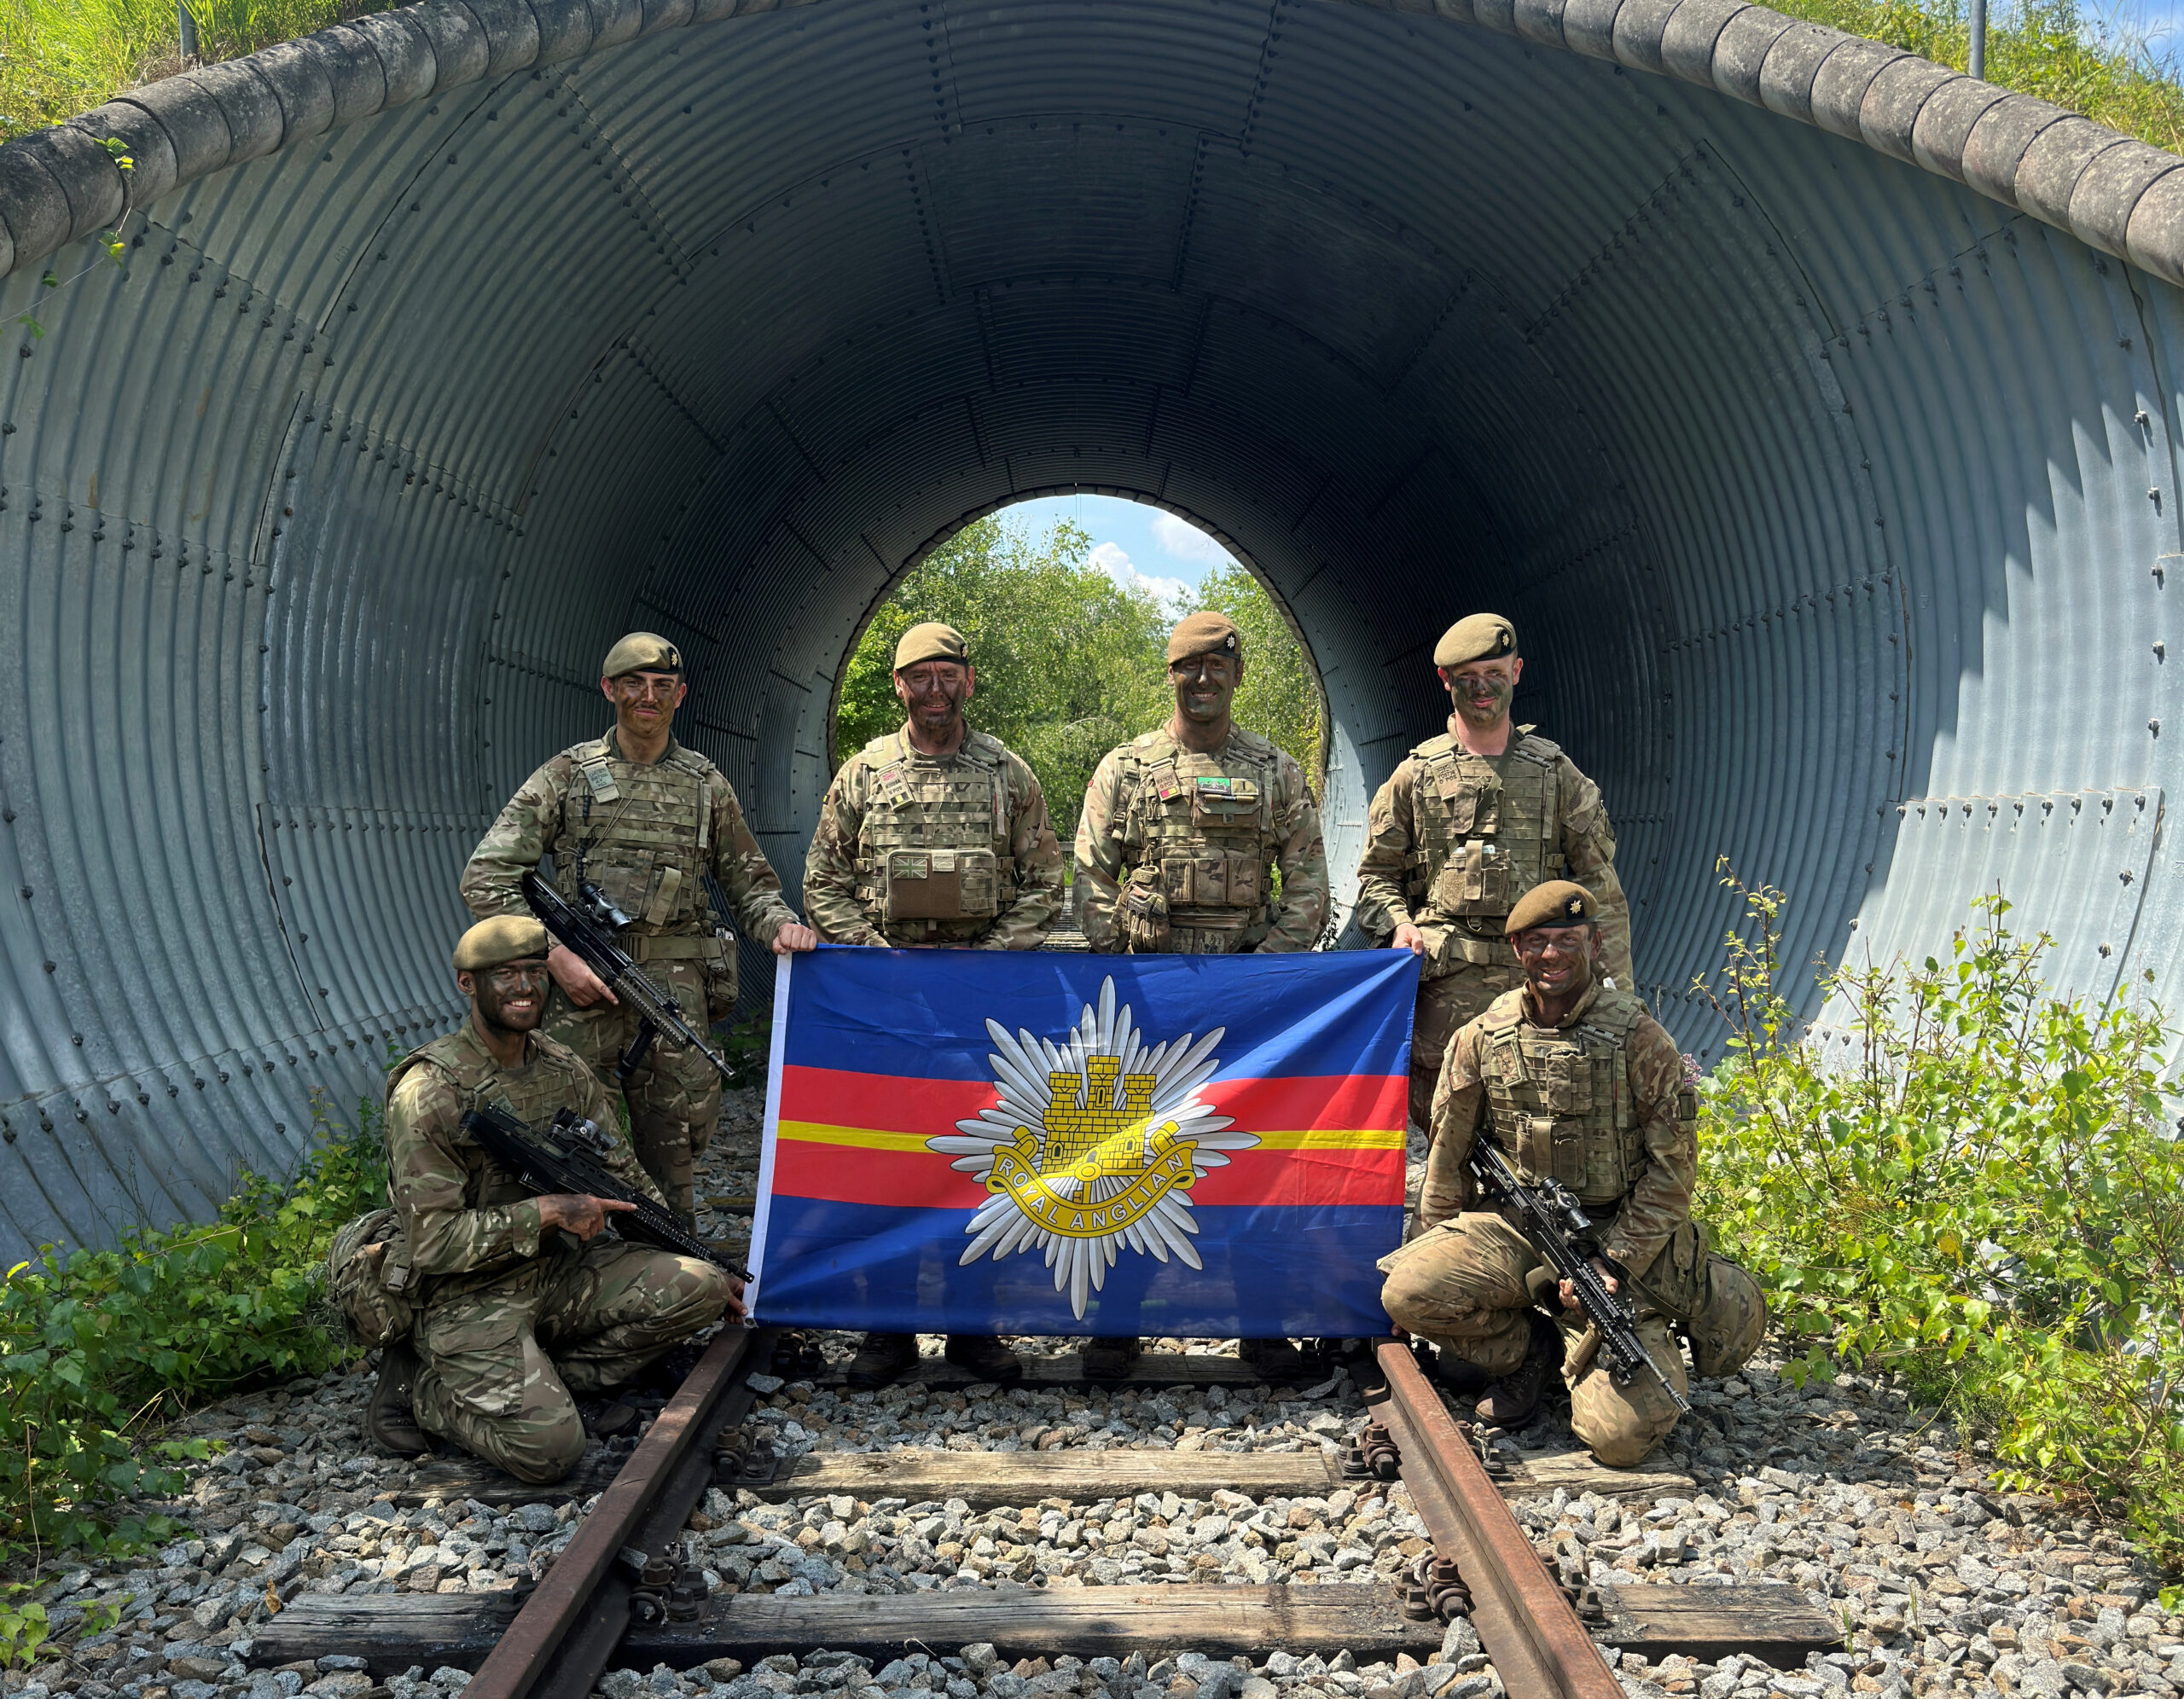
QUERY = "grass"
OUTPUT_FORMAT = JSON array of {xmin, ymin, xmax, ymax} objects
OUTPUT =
[{"xmin": 3, "ymin": 0, "xmax": 2184, "ymax": 151}]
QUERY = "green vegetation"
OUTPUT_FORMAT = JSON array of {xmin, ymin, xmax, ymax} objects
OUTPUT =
[
  {"xmin": 0, "ymin": 1091, "xmax": 385, "ymax": 1561},
  {"xmin": 1697, "ymin": 865, "xmax": 2184, "ymax": 1577},
  {"xmin": 0, "ymin": 0, "xmax": 381, "ymax": 141},
  {"xmin": 836, "ymin": 511, "xmax": 1324, "ymax": 843},
  {"xmin": 6, "ymin": 0, "xmax": 2184, "ymax": 155},
  {"xmin": 1774, "ymin": 0, "xmax": 2184, "ymax": 153}
]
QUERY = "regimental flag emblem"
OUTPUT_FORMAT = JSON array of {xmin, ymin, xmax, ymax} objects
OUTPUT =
[
  {"xmin": 749, "ymin": 946, "xmax": 1420, "ymax": 1340},
  {"xmin": 932, "ymin": 978, "xmax": 1258, "ymax": 1318}
]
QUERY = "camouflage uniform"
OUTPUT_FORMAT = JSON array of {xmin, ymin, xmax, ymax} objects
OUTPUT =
[
  {"xmin": 1075, "ymin": 727, "xmax": 1327, "ymax": 954},
  {"xmin": 1356, "ymin": 718, "xmax": 1632, "ymax": 1133},
  {"xmin": 382, "ymin": 1023, "xmax": 733, "ymax": 1483},
  {"xmin": 461, "ymin": 730, "xmax": 799, "ymax": 1221},
  {"xmin": 1380, "ymin": 981, "xmax": 1700, "ymax": 1466},
  {"xmin": 804, "ymin": 724, "xmax": 1063, "ymax": 948}
]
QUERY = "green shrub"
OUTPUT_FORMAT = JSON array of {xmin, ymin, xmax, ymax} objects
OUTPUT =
[
  {"xmin": 0, "ymin": 1090, "xmax": 385, "ymax": 1560},
  {"xmin": 1696, "ymin": 863, "xmax": 2184, "ymax": 1577}
]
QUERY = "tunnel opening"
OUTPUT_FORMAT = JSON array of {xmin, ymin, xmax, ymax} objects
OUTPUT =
[{"xmin": 0, "ymin": 0, "xmax": 2179, "ymax": 1256}]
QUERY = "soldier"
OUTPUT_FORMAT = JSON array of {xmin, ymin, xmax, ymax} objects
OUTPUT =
[
  {"xmin": 462, "ymin": 633, "xmax": 817, "ymax": 1226},
  {"xmin": 1356, "ymin": 613, "xmax": 1632, "ymax": 1140},
  {"xmin": 1379, "ymin": 884, "xmax": 1721, "ymax": 1466},
  {"xmin": 804, "ymin": 620, "xmax": 1065, "ymax": 1389},
  {"xmin": 1073, "ymin": 610, "xmax": 1329, "ymax": 1381},
  {"xmin": 361, "ymin": 916, "xmax": 737, "ymax": 1483}
]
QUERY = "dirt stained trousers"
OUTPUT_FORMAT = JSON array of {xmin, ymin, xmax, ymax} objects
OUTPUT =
[
  {"xmin": 543, "ymin": 960, "xmax": 719, "ymax": 1226},
  {"xmin": 1379, "ymin": 1210, "xmax": 1689, "ymax": 1467},
  {"xmin": 1409, "ymin": 962, "xmax": 1520, "ymax": 1135},
  {"xmin": 410, "ymin": 1235, "xmax": 734, "ymax": 1484}
]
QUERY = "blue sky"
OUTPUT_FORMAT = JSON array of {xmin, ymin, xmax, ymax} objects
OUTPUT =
[{"xmin": 1002, "ymin": 493, "xmax": 1241, "ymax": 614}]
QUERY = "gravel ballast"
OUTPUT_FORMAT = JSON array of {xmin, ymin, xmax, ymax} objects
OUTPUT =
[{"xmin": 6, "ymin": 1116, "xmax": 2178, "ymax": 1699}]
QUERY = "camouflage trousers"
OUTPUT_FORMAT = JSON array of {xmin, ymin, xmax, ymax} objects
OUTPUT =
[
  {"xmin": 1380, "ymin": 1210, "xmax": 1693, "ymax": 1468},
  {"xmin": 546, "ymin": 961, "xmax": 719, "ymax": 1226},
  {"xmin": 410, "ymin": 1236, "xmax": 734, "ymax": 1484},
  {"xmin": 1409, "ymin": 963, "xmax": 1520, "ymax": 1135}
]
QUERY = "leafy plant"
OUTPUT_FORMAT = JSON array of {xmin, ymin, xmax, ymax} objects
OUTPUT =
[
  {"xmin": 1696, "ymin": 862, "xmax": 2184, "ymax": 1570},
  {"xmin": 0, "ymin": 1587, "xmax": 48, "ymax": 1669},
  {"xmin": 0, "ymin": 1089, "xmax": 386, "ymax": 1559}
]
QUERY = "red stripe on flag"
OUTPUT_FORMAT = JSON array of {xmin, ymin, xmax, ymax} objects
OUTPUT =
[
  {"xmin": 770, "ymin": 1138, "xmax": 1402, "ymax": 1209},
  {"xmin": 776, "ymin": 1066, "xmax": 1406, "ymax": 1138}
]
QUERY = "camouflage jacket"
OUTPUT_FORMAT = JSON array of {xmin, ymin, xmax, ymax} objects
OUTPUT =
[
  {"xmin": 804, "ymin": 724, "xmax": 1063, "ymax": 948},
  {"xmin": 1075, "ymin": 724, "xmax": 1327, "ymax": 954},
  {"xmin": 383, "ymin": 1022, "xmax": 665, "ymax": 1304},
  {"xmin": 1356, "ymin": 716, "xmax": 1633, "ymax": 985},
  {"xmin": 1421, "ymin": 980, "xmax": 1693, "ymax": 1275},
  {"xmin": 460, "ymin": 729, "xmax": 799, "ymax": 953}
]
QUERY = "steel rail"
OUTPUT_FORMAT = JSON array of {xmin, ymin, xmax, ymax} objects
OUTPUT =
[
  {"xmin": 466, "ymin": 1325, "xmax": 765, "ymax": 1699},
  {"xmin": 1369, "ymin": 1341, "xmax": 1623, "ymax": 1699}
]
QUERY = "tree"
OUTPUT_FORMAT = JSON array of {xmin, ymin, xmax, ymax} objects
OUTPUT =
[{"xmin": 835, "ymin": 513, "xmax": 1327, "ymax": 844}]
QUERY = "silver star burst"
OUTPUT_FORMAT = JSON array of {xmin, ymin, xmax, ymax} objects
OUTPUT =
[{"xmin": 926, "ymin": 976, "xmax": 1259, "ymax": 1319}]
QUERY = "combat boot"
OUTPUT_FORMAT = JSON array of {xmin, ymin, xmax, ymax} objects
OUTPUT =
[
  {"xmin": 1238, "ymin": 1337, "xmax": 1305, "ymax": 1378},
  {"xmin": 580, "ymin": 1395, "xmax": 642, "ymax": 1440},
  {"xmin": 1082, "ymin": 1335, "xmax": 1141, "ymax": 1382},
  {"xmin": 845, "ymin": 1331, "xmax": 920, "ymax": 1389},
  {"xmin": 368, "ymin": 1342, "xmax": 432, "ymax": 1458},
  {"xmin": 943, "ymin": 1335, "xmax": 1024, "ymax": 1384},
  {"xmin": 1473, "ymin": 1312, "xmax": 1562, "ymax": 1430},
  {"xmin": 1432, "ymin": 1348, "xmax": 1495, "ymax": 1396}
]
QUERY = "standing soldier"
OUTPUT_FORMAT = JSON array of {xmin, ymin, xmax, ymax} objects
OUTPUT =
[
  {"xmin": 462, "ymin": 633, "xmax": 817, "ymax": 1226},
  {"xmin": 1356, "ymin": 614, "xmax": 1632, "ymax": 1140},
  {"xmin": 804, "ymin": 620, "xmax": 1065, "ymax": 1388},
  {"xmin": 1074, "ymin": 610, "xmax": 1328, "ymax": 1380}
]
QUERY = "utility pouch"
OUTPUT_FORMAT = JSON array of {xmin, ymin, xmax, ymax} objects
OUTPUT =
[
  {"xmin": 328, "ymin": 1206, "xmax": 417, "ymax": 1349},
  {"xmin": 1431, "ymin": 840, "xmax": 1508, "ymax": 915},
  {"xmin": 703, "ymin": 928, "xmax": 738, "ymax": 1023},
  {"xmin": 1121, "ymin": 871, "xmax": 1170, "ymax": 952},
  {"xmin": 882, "ymin": 847, "xmax": 998, "ymax": 920}
]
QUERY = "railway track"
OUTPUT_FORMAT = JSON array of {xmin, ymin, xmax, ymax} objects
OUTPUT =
[{"xmin": 250, "ymin": 1331, "xmax": 1834, "ymax": 1698}]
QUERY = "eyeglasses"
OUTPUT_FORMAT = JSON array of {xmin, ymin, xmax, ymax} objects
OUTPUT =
[{"xmin": 613, "ymin": 674, "xmax": 682, "ymax": 699}]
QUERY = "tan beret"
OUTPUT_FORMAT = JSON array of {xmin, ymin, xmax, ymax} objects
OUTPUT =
[
  {"xmin": 601, "ymin": 631, "xmax": 683, "ymax": 679},
  {"xmin": 1166, "ymin": 611, "xmax": 1242, "ymax": 664},
  {"xmin": 894, "ymin": 622, "xmax": 969, "ymax": 670},
  {"xmin": 1505, "ymin": 880, "xmax": 1595, "ymax": 936},
  {"xmin": 453, "ymin": 915, "xmax": 549, "ymax": 971},
  {"xmin": 1434, "ymin": 613, "xmax": 1518, "ymax": 669}
]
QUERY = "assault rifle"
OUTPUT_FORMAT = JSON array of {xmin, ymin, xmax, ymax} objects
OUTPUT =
[
  {"xmin": 1468, "ymin": 1139, "xmax": 1693, "ymax": 1417},
  {"xmin": 459, "ymin": 1103, "xmax": 750, "ymax": 1282},
  {"xmin": 521, "ymin": 869, "xmax": 735, "ymax": 1087}
]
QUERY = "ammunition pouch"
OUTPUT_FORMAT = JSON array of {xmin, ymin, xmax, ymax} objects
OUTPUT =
[
  {"xmin": 1121, "ymin": 871, "xmax": 1170, "ymax": 952},
  {"xmin": 328, "ymin": 1206, "xmax": 417, "ymax": 1349},
  {"xmin": 880, "ymin": 846, "xmax": 999, "ymax": 921},
  {"xmin": 1157, "ymin": 849, "xmax": 1263, "ymax": 909}
]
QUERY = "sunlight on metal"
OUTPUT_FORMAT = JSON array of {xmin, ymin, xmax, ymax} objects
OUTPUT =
[{"xmin": 0, "ymin": 0, "xmax": 2181, "ymax": 1253}]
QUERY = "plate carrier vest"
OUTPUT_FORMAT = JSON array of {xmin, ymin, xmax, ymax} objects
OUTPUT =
[
  {"xmin": 851, "ymin": 728, "xmax": 1017, "ymax": 942},
  {"xmin": 1476, "ymin": 987, "xmax": 1649, "ymax": 1209},
  {"xmin": 1114, "ymin": 728, "xmax": 1284, "ymax": 943},
  {"xmin": 1403, "ymin": 728, "xmax": 1568, "ymax": 966}
]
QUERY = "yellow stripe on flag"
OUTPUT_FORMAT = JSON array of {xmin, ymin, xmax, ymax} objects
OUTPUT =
[{"xmin": 774, "ymin": 1122, "xmax": 1400, "ymax": 1151}]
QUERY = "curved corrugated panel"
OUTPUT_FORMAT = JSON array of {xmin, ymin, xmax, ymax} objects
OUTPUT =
[{"xmin": 2, "ymin": 0, "xmax": 2181, "ymax": 1255}]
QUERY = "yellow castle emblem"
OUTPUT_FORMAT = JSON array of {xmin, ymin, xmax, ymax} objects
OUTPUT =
[{"xmin": 984, "ymin": 1054, "xmax": 1200, "ymax": 1239}]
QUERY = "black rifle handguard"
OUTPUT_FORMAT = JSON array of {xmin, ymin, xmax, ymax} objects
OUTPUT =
[
  {"xmin": 1468, "ymin": 1139, "xmax": 1693, "ymax": 1417},
  {"xmin": 521, "ymin": 869, "xmax": 736, "ymax": 1087},
  {"xmin": 460, "ymin": 1104, "xmax": 751, "ymax": 1282}
]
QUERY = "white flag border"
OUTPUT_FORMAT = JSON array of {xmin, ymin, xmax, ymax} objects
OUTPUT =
[{"xmin": 743, "ymin": 948, "xmax": 793, "ymax": 1319}]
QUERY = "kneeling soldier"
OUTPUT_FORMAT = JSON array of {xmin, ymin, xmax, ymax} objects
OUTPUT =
[
  {"xmin": 358, "ymin": 917, "xmax": 738, "ymax": 1482},
  {"xmin": 1380, "ymin": 882, "xmax": 1750, "ymax": 1467},
  {"xmin": 1073, "ymin": 610, "xmax": 1328, "ymax": 1382},
  {"xmin": 804, "ymin": 620, "xmax": 1065, "ymax": 1389}
]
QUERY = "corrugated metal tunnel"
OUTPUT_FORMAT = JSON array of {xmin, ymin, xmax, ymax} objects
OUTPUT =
[{"xmin": 3, "ymin": 0, "xmax": 2182, "ymax": 1256}]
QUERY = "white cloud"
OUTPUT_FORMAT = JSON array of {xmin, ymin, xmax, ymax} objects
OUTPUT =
[
  {"xmin": 1089, "ymin": 541, "xmax": 1193, "ymax": 614},
  {"xmin": 1151, "ymin": 512, "xmax": 1238, "ymax": 570}
]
